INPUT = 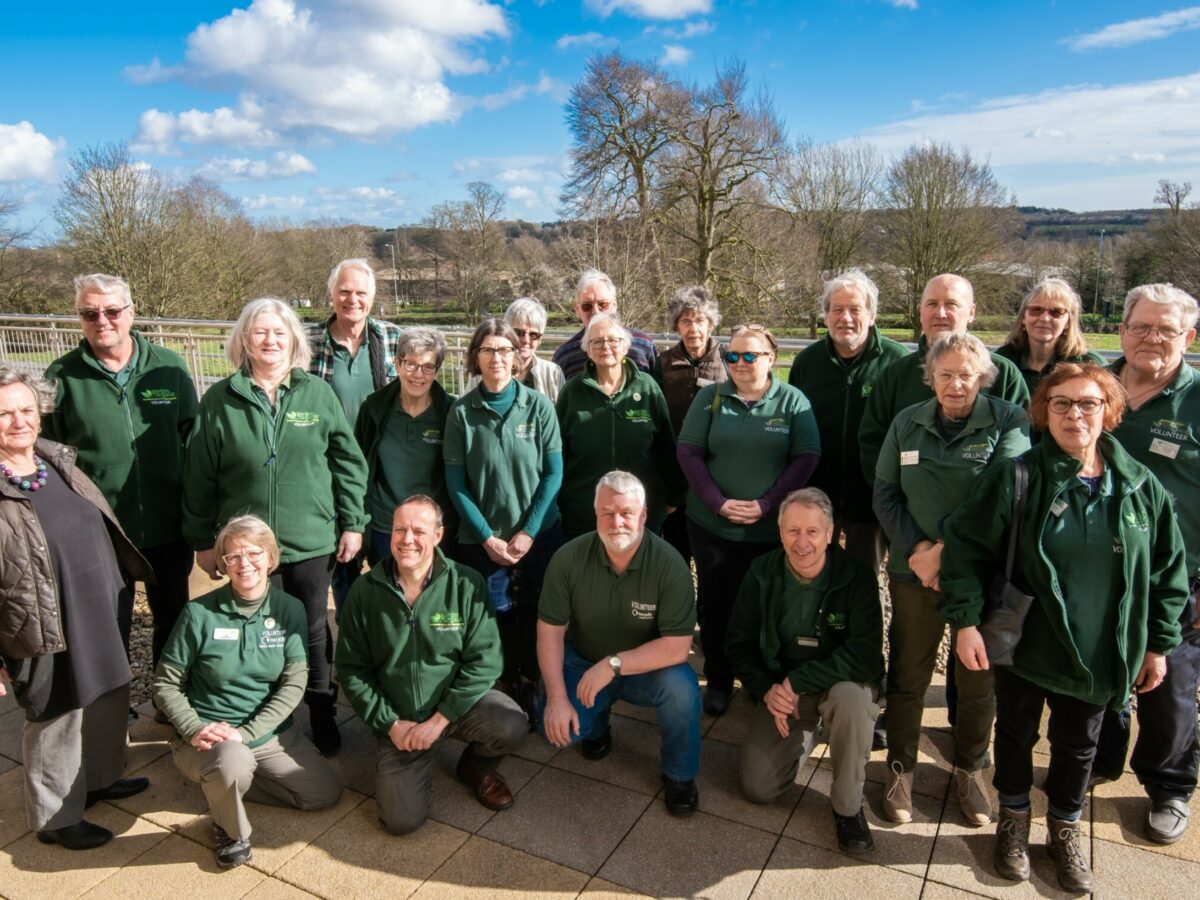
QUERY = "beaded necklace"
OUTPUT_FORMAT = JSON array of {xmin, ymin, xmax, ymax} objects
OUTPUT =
[{"xmin": 1, "ymin": 454, "xmax": 48, "ymax": 492}]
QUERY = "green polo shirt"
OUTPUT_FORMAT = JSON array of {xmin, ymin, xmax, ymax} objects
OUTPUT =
[
  {"xmin": 994, "ymin": 344, "xmax": 1105, "ymax": 396},
  {"xmin": 158, "ymin": 585, "xmax": 308, "ymax": 748},
  {"xmin": 539, "ymin": 531, "xmax": 696, "ymax": 663},
  {"xmin": 555, "ymin": 360, "xmax": 683, "ymax": 534},
  {"xmin": 678, "ymin": 376, "xmax": 822, "ymax": 543},
  {"xmin": 775, "ymin": 565, "xmax": 832, "ymax": 670},
  {"xmin": 444, "ymin": 382, "xmax": 562, "ymax": 542},
  {"xmin": 1040, "ymin": 470, "xmax": 1123, "ymax": 704},
  {"xmin": 330, "ymin": 343, "xmax": 376, "ymax": 426},
  {"xmin": 1111, "ymin": 360, "xmax": 1200, "ymax": 577},
  {"xmin": 876, "ymin": 395, "xmax": 1031, "ymax": 577},
  {"xmin": 368, "ymin": 400, "xmax": 451, "ymax": 532}
]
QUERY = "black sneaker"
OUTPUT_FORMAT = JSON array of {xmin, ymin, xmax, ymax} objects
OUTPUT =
[
  {"xmin": 309, "ymin": 703, "xmax": 342, "ymax": 757},
  {"xmin": 703, "ymin": 688, "xmax": 731, "ymax": 716},
  {"xmin": 834, "ymin": 807, "xmax": 875, "ymax": 853},
  {"xmin": 581, "ymin": 726, "xmax": 612, "ymax": 760},
  {"xmin": 663, "ymin": 776, "xmax": 699, "ymax": 816},
  {"xmin": 214, "ymin": 825, "xmax": 253, "ymax": 869}
]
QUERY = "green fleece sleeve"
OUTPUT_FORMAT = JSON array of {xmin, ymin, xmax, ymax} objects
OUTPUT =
[
  {"xmin": 990, "ymin": 355, "xmax": 1031, "ymax": 407},
  {"xmin": 650, "ymin": 383, "xmax": 687, "ymax": 507},
  {"xmin": 237, "ymin": 661, "xmax": 307, "ymax": 745},
  {"xmin": 1145, "ymin": 479, "xmax": 1189, "ymax": 654},
  {"xmin": 334, "ymin": 588, "xmax": 402, "ymax": 736},
  {"xmin": 176, "ymin": 366, "xmax": 200, "ymax": 445},
  {"xmin": 435, "ymin": 581, "xmax": 504, "ymax": 722},
  {"xmin": 326, "ymin": 399, "xmax": 370, "ymax": 533},
  {"xmin": 858, "ymin": 365, "xmax": 898, "ymax": 483},
  {"xmin": 725, "ymin": 574, "xmax": 777, "ymax": 701},
  {"xmin": 789, "ymin": 571, "xmax": 884, "ymax": 694},
  {"xmin": 181, "ymin": 398, "xmax": 222, "ymax": 550},
  {"xmin": 939, "ymin": 460, "xmax": 1016, "ymax": 628}
]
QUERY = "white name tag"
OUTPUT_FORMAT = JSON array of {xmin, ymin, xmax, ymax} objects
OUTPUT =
[
  {"xmin": 901, "ymin": 450, "xmax": 920, "ymax": 466},
  {"xmin": 1050, "ymin": 499, "xmax": 1068, "ymax": 517},
  {"xmin": 1150, "ymin": 438, "xmax": 1181, "ymax": 459},
  {"xmin": 213, "ymin": 628, "xmax": 240, "ymax": 641}
]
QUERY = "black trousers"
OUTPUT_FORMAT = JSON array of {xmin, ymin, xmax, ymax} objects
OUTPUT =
[
  {"xmin": 137, "ymin": 537, "xmax": 194, "ymax": 668},
  {"xmin": 687, "ymin": 519, "xmax": 775, "ymax": 694},
  {"xmin": 1093, "ymin": 633, "xmax": 1200, "ymax": 801},
  {"xmin": 270, "ymin": 554, "xmax": 336, "ymax": 704},
  {"xmin": 993, "ymin": 667, "xmax": 1106, "ymax": 818}
]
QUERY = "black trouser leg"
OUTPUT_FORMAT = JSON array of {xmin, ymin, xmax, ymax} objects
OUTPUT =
[
  {"xmin": 139, "ymin": 537, "xmax": 194, "ymax": 669},
  {"xmin": 271, "ymin": 555, "xmax": 336, "ymax": 702}
]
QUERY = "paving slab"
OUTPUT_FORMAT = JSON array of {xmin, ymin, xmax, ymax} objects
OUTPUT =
[
  {"xmin": 425, "ymin": 738, "xmax": 543, "ymax": 834},
  {"xmin": 695, "ymin": 737, "xmax": 806, "ymax": 835},
  {"xmin": 0, "ymin": 683, "xmax": 15, "ymax": 716},
  {"xmin": 106, "ymin": 750, "xmax": 209, "ymax": 832},
  {"xmin": 751, "ymin": 835, "xmax": 925, "ymax": 899},
  {"xmin": 412, "ymin": 834, "xmax": 588, "ymax": 898},
  {"xmin": 579, "ymin": 876, "xmax": 656, "ymax": 898},
  {"xmin": 0, "ymin": 801, "xmax": 171, "ymax": 900},
  {"xmin": 548, "ymin": 713, "xmax": 667, "ymax": 797},
  {"xmin": 0, "ymin": 764, "xmax": 29, "ymax": 848},
  {"xmin": 1092, "ymin": 835, "xmax": 1200, "ymax": 896},
  {"xmin": 177, "ymin": 788, "xmax": 366, "ymax": 875},
  {"xmin": 478, "ymin": 766, "xmax": 650, "ymax": 874},
  {"xmin": 243, "ymin": 877, "xmax": 322, "ymax": 899},
  {"xmin": 513, "ymin": 729, "xmax": 560, "ymax": 764},
  {"xmin": 322, "ymin": 711, "xmax": 378, "ymax": 798},
  {"xmin": 0, "ymin": 706, "xmax": 23, "ymax": 764},
  {"xmin": 703, "ymin": 689, "xmax": 758, "ymax": 746},
  {"xmin": 82, "ymin": 831, "xmax": 266, "ymax": 898},
  {"xmin": 598, "ymin": 804, "xmax": 777, "ymax": 900},
  {"xmin": 273, "ymin": 800, "xmax": 468, "ymax": 899}
]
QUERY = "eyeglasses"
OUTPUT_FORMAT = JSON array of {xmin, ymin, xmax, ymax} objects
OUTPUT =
[
  {"xmin": 1125, "ymin": 323, "xmax": 1185, "ymax": 340},
  {"xmin": 589, "ymin": 337, "xmax": 624, "ymax": 349},
  {"xmin": 1047, "ymin": 396, "xmax": 1105, "ymax": 415},
  {"xmin": 677, "ymin": 316, "xmax": 708, "ymax": 329},
  {"xmin": 222, "ymin": 547, "xmax": 267, "ymax": 566},
  {"xmin": 933, "ymin": 369, "xmax": 981, "ymax": 385},
  {"xmin": 1025, "ymin": 305, "xmax": 1069, "ymax": 320},
  {"xmin": 579, "ymin": 301, "xmax": 613, "ymax": 314},
  {"xmin": 78, "ymin": 304, "xmax": 131, "ymax": 323},
  {"xmin": 724, "ymin": 351, "xmax": 765, "ymax": 364},
  {"xmin": 512, "ymin": 328, "xmax": 542, "ymax": 341},
  {"xmin": 478, "ymin": 346, "xmax": 515, "ymax": 357},
  {"xmin": 401, "ymin": 360, "xmax": 438, "ymax": 376}
]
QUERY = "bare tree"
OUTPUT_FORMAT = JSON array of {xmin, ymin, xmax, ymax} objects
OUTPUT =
[
  {"xmin": 879, "ymin": 142, "xmax": 1019, "ymax": 332},
  {"xmin": 1154, "ymin": 179, "xmax": 1192, "ymax": 216},
  {"xmin": 0, "ymin": 194, "xmax": 42, "ymax": 312},
  {"xmin": 419, "ymin": 183, "xmax": 507, "ymax": 320}
]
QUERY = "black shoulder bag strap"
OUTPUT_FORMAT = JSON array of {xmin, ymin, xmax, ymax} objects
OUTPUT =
[{"xmin": 1003, "ymin": 460, "xmax": 1029, "ymax": 584}]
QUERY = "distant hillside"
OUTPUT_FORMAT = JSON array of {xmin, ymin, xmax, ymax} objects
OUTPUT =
[{"xmin": 1018, "ymin": 206, "xmax": 1158, "ymax": 240}]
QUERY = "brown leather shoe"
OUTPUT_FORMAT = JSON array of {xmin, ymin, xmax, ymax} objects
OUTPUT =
[{"xmin": 456, "ymin": 756, "xmax": 514, "ymax": 811}]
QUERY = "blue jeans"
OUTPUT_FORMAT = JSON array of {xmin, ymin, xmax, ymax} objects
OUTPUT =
[{"xmin": 535, "ymin": 644, "xmax": 701, "ymax": 782}]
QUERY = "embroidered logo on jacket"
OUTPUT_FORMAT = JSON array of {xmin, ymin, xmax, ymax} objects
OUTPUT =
[
  {"xmin": 429, "ymin": 611, "xmax": 465, "ymax": 632},
  {"xmin": 140, "ymin": 388, "xmax": 177, "ymax": 405},
  {"xmin": 285, "ymin": 411, "xmax": 321, "ymax": 427}
]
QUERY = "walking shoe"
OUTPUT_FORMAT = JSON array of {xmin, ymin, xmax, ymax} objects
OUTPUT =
[
  {"xmin": 213, "ymin": 824, "xmax": 253, "ymax": 869},
  {"xmin": 833, "ymin": 807, "xmax": 875, "ymax": 853},
  {"xmin": 455, "ymin": 754, "xmax": 515, "ymax": 811},
  {"xmin": 85, "ymin": 776, "xmax": 150, "ymax": 808},
  {"xmin": 953, "ymin": 766, "xmax": 992, "ymax": 826},
  {"xmin": 1146, "ymin": 797, "xmax": 1191, "ymax": 844},
  {"xmin": 993, "ymin": 806, "xmax": 1031, "ymax": 881},
  {"xmin": 1046, "ymin": 816, "xmax": 1092, "ymax": 893},
  {"xmin": 703, "ymin": 688, "xmax": 731, "ymax": 716},
  {"xmin": 581, "ymin": 726, "xmax": 613, "ymax": 761},
  {"xmin": 662, "ymin": 776, "xmax": 699, "ymax": 816},
  {"xmin": 309, "ymin": 703, "xmax": 341, "ymax": 757},
  {"xmin": 882, "ymin": 762, "xmax": 913, "ymax": 824},
  {"xmin": 36, "ymin": 821, "xmax": 113, "ymax": 850}
]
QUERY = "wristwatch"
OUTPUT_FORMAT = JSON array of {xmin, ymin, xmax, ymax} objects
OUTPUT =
[{"xmin": 608, "ymin": 655, "xmax": 622, "ymax": 676}]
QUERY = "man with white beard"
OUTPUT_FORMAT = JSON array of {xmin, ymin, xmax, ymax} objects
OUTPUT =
[{"xmin": 536, "ymin": 470, "xmax": 702, "ymax": 816}]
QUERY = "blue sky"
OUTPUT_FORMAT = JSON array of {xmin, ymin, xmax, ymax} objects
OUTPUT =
[{"xmin": 3, "ymin": 1, "xmax": 1199, "ymax": 240}]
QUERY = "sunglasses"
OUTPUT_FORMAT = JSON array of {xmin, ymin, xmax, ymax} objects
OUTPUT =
[
  {"xmin": 1025, "ymin": 305, "xmax": 1069, "ymax": 320},
  {"xmin": 579, "ymin": 301, "xmax": 613, "ymax": 314},
  {"xmin": 724, "ymin": 351, "xmax": 765, "ymax": 364},
  {"xmin": 512, "ymin": 328, "xmax": 542, "ymax": 341},
  {"xmin": 78, "ymin": 304, "xmax": 131, "ymax": 323}
]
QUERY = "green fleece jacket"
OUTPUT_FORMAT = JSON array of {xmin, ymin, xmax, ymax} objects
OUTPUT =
[
  {"xmin": 788, "ymin": 327, "xmax": 908, "ymax": 523},
  {"xmin": 555, "ymin": 359, "xmax": 685, "ymax": 533},
  {"xmin": 858, "ymin": 335, "xmax": 1031, "ymax": 483},
  {"xmin": 182, "ymin": 368, "xmax": 368, "ymax": 562},
  {"xmin": 334, "ymin": 550, "xmax": 502, "ymax": 734},
  {"xmin": 940, "ymin": 434, "xmax": 1189, "ymax": 706},
  {"xmin": 726, "ymin": 545, "xmax": 884, "ymax": 699},
  {"xmin": 43, "ymin": 332, "xmax": 199, "ymax": 549}
]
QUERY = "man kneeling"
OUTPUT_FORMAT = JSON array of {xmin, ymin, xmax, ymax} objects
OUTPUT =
[
  {"xmin": 536, "ymin": 470, "xmax": 702, "ymax": 815},
  {"xmin": 727, "ymin": 488, "xmax": 883, "ymax": 852},
  {"xmin": 336, "ymin": 496, "xmax": 527, "ymax": 834}
]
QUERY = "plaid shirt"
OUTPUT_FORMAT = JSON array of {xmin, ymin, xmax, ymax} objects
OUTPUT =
[
  {"xmin": 551, "ymin": 326, "xmax": 659, "ymax": 380},
  {"xmin": 307, "ymin": 316, "xmax": 402, "ymax": 390}
]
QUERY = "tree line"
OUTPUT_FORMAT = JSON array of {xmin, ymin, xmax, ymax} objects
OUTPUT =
[{"xmin": 2, "ymin": 51, "xmax": 1198, "ymax": 332}]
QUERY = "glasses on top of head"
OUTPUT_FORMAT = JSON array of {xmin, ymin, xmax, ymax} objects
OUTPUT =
[
  {"xmin": 1025, "ymin": 305, "xmax": 1069, "ymax": 320},
  {"xmin": 78, "ymin": 304, "xmax": 131, "ymax": 323},
  {"xmin": 1125, "ymin": 323, "xmax": 1184, "ymax": 341},
  {"xmin": 512, "ymin": 327, "xmax": 542, "ymax": 341},
  {"xmin": 401, "ymin": 359, "xmax": 438, "ymax": 376},
  {"xmin": 1047, "ymin": 396, "xmax": 1105, "ymax": 415},
  {"xmin": 222, "ymin": 547, "xmax": 267, "ymax": 566}
]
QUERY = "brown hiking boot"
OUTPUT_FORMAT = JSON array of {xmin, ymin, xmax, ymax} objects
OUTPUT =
[
  {"xmin": 1046, "ymin": 815, "xmax": 1092, "ymax": 893},
  {"xmin": 993, "ymin": 806, "xmax": 1030, "ymax": 881}
]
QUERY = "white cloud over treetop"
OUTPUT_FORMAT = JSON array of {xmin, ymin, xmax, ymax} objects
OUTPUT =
[
  {"xmin": 130, "ymin": 0, "xmax": 510, "ymax": 152},
  {"xmin": 0, "ymin": 122, "xmax": 65, "ymax": 181}
]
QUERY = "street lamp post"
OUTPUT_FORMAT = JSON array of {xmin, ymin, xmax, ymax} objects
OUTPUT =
[
  {"xmin": 1093, "ymin": 229, "xmax": 1106, "ymax": 318},
  {"xmin": 388, "ymin": 242, "xmax": 399, "ymax": 314}
]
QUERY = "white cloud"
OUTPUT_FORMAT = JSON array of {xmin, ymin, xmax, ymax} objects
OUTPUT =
[
  {"xmin": 454, "ymin": 154, "xmax": 557, "ymax": 180},
  {"xmin": 886, "ymin": 0, "xmax": 918, "ymax": 9},
  {"xmin": 556, "ymin": 31, "xmax": 612, "ymax": 49},
  {"xmin": 507, "ymin": 185, "xmax": 538, "ymax": 206},
  {"xmin": 477, "ymin": 74, "xmax": 567, "ymax": 111},
  {"xmin": 122, "ymin": 57, "xmax": 184, "ymax": 85},
  {"xmin": 856, "ymin": 72, "xmax": 1200, "ymax": 169},
  {"xmin": 242, "ymin": 193, "xmax": 307, "ymax": 210},
  {"xmin": 498, "ymin": 167, "xmax": 545, "ymax": 183},
  {"xmin": 643, "ymin": 20, "xmax": 713, "ymax": 38},
  {"xmin": 133, "ymin": 105, "xmax": 281, "ymax": 153},
  {"xmin": 315, "ymin": 185, "xmax": 399, "ymax": 201},
  {"xmin": 197, "ymin": 151, "xmax": 316, "ymax": 181},
  {"xmin": 586, "ymin": 0, "xmax": 711, "ymax": 20},
  {"xmin": 660, "ymin": 44, "xmax": 692, "ymax": 66},
  {"xmin": 1063, "ymin": 7, "xmax": 1200, "ymax": 51},
  {"xmin": 0, "ymin": 121, "xmax": 65, "ymax": 181},
  {"xmin": 128, "ymin": 0, "xmax": 510, "ymax": 151}
]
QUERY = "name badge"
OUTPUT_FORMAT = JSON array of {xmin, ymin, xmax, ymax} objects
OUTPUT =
[
  {"xmin": 213, "ymin": 627, "xmax": 239, "ymax": 641},
  {"xmin": 795, "ymin": 635, "xmax": 820, "ymax": 648},
  {"xmin": 1050, "ymin": 499, "xmax": 1068, "ymax": 517},
  {"xmin": 1149, "ymin": 438, "xmax": 1181, "ymax": 459},
  {"xmin": 900, "ymin": 450, "xmax": 920, "ymax": 466}
]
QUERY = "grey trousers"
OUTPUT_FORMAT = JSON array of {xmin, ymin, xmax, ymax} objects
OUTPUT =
[
  {"xmin": 740, "ymin": 681, "xmax": 879, "ymax": 817},
  {"xmin": 22, "ymin": 684, "xmax": 130, "ymax": 831},
  {"xmin": 172, "ymin": 722, "xmax": 343, "ymax": 840},
  {"xmin": 376, "ymin": 690, "xmax": 527, "ymax": 835}
]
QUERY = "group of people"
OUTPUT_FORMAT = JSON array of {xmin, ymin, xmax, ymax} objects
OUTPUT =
[{"xmin": 0, "ymin": 259, "xmax": 1194, "ymax": 896}]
